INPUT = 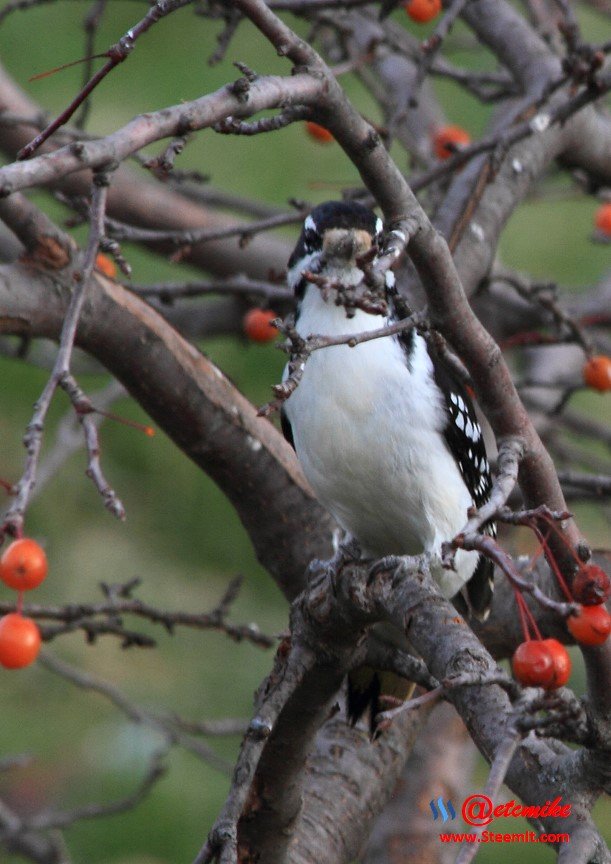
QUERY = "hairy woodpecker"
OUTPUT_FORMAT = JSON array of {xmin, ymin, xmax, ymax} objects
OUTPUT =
[{"xmin": 281, "ymin": 200, "xmax": 494, "ymax": 726}]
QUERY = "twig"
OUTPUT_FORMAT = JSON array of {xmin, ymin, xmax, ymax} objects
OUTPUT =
[
  {"xmin": 208, "ymin": 7, "xmax": 242, "ymax": 66},
  {"xmin": 1, "ymin": 173, "xmax": 111, "ymax": 538},
  {"xmin": 18, "ymin": 0, "xmax": 195, "ymax": 159},
  {"xmin": 74, "ymin": 0, "xmax": 108, "ymax": 130},
  {"xmin": 0, "ymin": 577, "xmax": 276, "ymax": 649},
  {"xmin": 60, "ymin": 373, "xmax": 126, "ymax": 520},
  {"xmin": 102, "ymin": 207, "xmax": 307, "ymax": 247},
  {"xmin": 34, "ymin": 379, "xmax": 125, "ymax": 496},
  {"xmin": 491, "ymin": 268, "xmax": 595, "ymax": 355},
  {"xmin": 454, "ymin": 531, "xmax": 577, "ymax": 617},
  {"xmin": 403, "ymin": 0, "xmax": 471, "ymax": 109},
  {"xmin": 375, "ymin": 685, "xmax": 443, "ymax": 728}
]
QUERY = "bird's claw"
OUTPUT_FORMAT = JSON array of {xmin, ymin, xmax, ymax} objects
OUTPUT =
[
  {"xmin": 367, "ymin": 555, "xmax": 421, "ymax": 585},
  {"xmin": 306, "ymin": 537, "xmax": 362, "ymax": 595},
  {"xmin": 367, "ymin": 555, "xmax": 407, "ymax": 585}
]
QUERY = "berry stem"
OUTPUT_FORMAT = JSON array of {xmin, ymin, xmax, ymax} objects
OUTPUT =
[
  {"xmin": 514, "ymin": 588, "xmax": 531, "ymax": 642},
  {"xmin": 514, "ymin": 589, "xmax": 543, "ymax": 641},
  {"xmin": 536, "ymin": 528, "xmax": 574, "ymax": 602}
]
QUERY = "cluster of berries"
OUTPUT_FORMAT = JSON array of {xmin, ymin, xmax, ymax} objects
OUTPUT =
[
  {"xmin": 0, "ymin": 539, "xmax": 47, "ymax": 669},
  {"xmin": 512, "ymin": 563, "xmax": 610, "ymax": 690}
]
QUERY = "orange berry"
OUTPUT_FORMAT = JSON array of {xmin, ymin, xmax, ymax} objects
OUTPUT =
[
  {"xmin": 95, "ymin": 253, "xmax": 116, "ymax": 278},
  {"xmin": 243, "ymin": 308, "xmax": 279, "ymax": 343},
  {"xmin": 594, "ymin": 202, "xmax": 611, "ymax": 237},
  {"xmin": 404, "ymin": 0, "xmax": 441, "ymax": 23},
  {"xmin": 432, "ymin": 124, "xmax": 471, "ymax": 160},
  {"xmin": 0, "ymin": 614, "xmax": 41, "ymax": 669},
  {"xmin": 305, "ymin": 122, "xmax": 334, "ymax": 144},
  {"xmin": 0, "ymin": 538, "xmax": 48, "ymax": 591},
  {"xmin": 567, "ymin": 605, "xmax": 611, "ymax": 646},
  {"xmin": 583, "ymin": 355, "xmax": 611, "ymax": 392}
]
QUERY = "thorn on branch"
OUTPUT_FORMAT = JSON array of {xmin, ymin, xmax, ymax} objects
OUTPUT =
[
  {"xmin": 143, "ymin": 135, "xmax": 189, "ymax": 176},
  {"xmin": 227, "ymin": 76, "xmax": 251, "ymax": 103}
]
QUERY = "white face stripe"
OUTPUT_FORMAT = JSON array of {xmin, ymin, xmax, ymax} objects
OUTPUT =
[
  {"xmin": 287, "ymin": 249, "xmax": 320, "ymax": 292},
  {"xmin": 304, "ymin": 215, "xmax": 316, "ymax": 233},
  {"xmin": 375, "ymin": 217, "xmax": 383, "ymax": 236}
]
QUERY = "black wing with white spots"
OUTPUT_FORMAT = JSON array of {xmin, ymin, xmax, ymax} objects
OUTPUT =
[{"xmin": 428, "ymin": 345, "xmax": 496, "ymax": 619}]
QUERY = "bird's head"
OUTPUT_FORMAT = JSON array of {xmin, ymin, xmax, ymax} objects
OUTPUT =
[{"xmin": 287, "ymin": 200, "xmax": 383, "ymax": 295}]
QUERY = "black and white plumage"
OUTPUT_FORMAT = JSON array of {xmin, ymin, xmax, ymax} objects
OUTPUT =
[{"xmin": 282, "ymin": 200, "xmax": 495, "ymax": 622}]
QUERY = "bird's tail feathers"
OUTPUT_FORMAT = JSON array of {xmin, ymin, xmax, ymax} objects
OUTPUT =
[{"xmin": 347, "ymin": 667, "xmax": 415, "ymax": 736}]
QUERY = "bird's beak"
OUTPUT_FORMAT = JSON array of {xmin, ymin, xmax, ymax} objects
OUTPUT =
[{"xmin": 322, "ymin": 228, "xmax": 372, "ymax": 264}]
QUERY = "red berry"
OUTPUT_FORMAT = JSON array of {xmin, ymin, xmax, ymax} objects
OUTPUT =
[
  {"xmin": 243, "ymin": 308, "xmax": 279, "ymax": 343},
  {"xmin": 582, "ymin": 355, "xmax": 611, "ymax": 392},
  {"xmin": 305, "ymin": 122, "xmax": 334, "ymax": 144},
  {"xmin": 573, "ymin": 564, "xmax": 610, "ymax": 605},
  {"xmin": 594, "ymin": 202, "xmax": 611, "ymax": 237},
  {"xmin": 567, "ymin": 605, "xmax": 611, "ymax": 646},
  {"xmin": 404, "ymin": 0, "xmax": 441, "ymax": 22},
  {"xmin": 432, "ymin": 125, "xmax": 471, "ymax": 160},
  {"xmin": 542, "ymin": 639, "xmax": 572, "ymax": 688},
  {"xmin": 512, "ymin": 639, "xmax": 571, "ymax": 690},
  {"xmin": 0, "ymin": 538, "xmax": 48, "ymax": 591},
  {"xmin": 512, "ymin": 640, "xmax": 555, "ymax": 688},
  {"xmin": 0, "ymin": 614, "xmax": 41, "ymax": 669}
]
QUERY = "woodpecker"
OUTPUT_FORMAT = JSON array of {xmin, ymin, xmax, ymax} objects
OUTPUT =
[{"xmin": 281, "ymin": 200, "xmax": 494, "ymax": 725}]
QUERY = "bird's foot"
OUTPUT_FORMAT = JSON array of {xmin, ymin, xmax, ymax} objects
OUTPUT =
[
  {"xmin": 306, "ymin": 536, "xmax": 362, "ymax": 594},
  {"xmin": 367, "ymin": 554, "xmax": 405, "ymax": 584},
  {"xmin": 367, "ymin": 553, "xmax": 422, "ymax": 585}
]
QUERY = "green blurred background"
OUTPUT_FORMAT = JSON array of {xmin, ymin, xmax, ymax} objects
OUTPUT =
[{"xmin": 0, "ymin": 1, "xmax": 609, "ymax": 861}]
